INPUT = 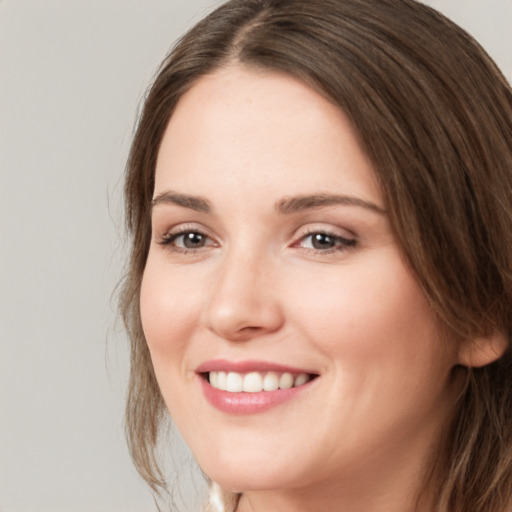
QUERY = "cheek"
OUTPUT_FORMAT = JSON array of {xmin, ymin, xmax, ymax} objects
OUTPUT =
[
  {"xmin": 139, "ymin": 258, "xmax": 199, "ymax": 362},
  {"xmin": 287, "ymin": 256, "xmax": 457, "ymax": 446},
  {"xmin": 287, "ymin": 252, "xmax": 449, "ymax": 375}
]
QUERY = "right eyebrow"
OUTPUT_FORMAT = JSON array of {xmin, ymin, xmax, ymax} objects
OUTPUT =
[
  {"xmin": 275, "ymin": 193, "xmax": 386, "ymax": 215},
  {"xmin": 151, "ymin": 191, "xmax": 212, "ymax": 213}
]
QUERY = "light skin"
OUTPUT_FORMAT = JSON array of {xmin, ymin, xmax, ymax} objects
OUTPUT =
[{"xmin": 140, "ymin": 65, "xmax": 489, "ymax": 511}]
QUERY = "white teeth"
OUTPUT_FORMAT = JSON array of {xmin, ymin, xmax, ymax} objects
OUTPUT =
[
  {"xmin": 279, "ymin": 372, "xmax": 294, "ymax": 389},
  {"xmin": 208, "ymin": 370, "xmax": 312, "ymax": 392},
  {"xmin": 243, "ymin": 372, "xmax": 263, "ymax": 392},
  {"xmin": 226, "ymin": 372, "xmax": 243, "ymax": 392},
  {"xmin": 217, "ymin": 371, "xmax": 227, "ymax": 391},
  {"xmin": 294, "ymin": 373, "xmax": 309, "ymax": 386},
  {"xmin": 209, "ymin": 371, "xmax": 218, "ymax": 388},
  {"xmin": 263, "ymin": 371, "xmax": 279, "ymax": 391}
]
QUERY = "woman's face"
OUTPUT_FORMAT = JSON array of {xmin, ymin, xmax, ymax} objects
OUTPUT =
[{"xmin": 141, "ymin": 66, "xmax": 461, "ymax": 497}]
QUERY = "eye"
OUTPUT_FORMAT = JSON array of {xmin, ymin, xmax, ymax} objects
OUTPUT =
[
  {"xmin": 174, "ymin": 231, "xmax": 208, "ymax": 249},
  {"xmin": 295, "ymin": 231, "xmax": 356, "ymax": 252},
  {"xmin": 158, "ymin": 229, "xmax": 215, "ymax": 252}
]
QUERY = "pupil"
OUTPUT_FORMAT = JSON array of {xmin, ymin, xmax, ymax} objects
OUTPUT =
[
  {"xmin": 312, "ymin": 233, "xmax": 334, "ymax": 249},
  {"xmin": 184, "ymin": 232, "xmax": 204, "ymax": 248}
]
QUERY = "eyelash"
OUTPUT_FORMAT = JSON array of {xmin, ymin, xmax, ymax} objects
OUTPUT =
[
  {"xmin": 157, "ymin": 227, "xmax": 357, "ymax": 255},
  {"xmin": 293, "ymin": 229, "xmax": 357, "ymax": 254},
  {"xmin": 157, "ymin": 228, "xmax": 215, "ymax": 254}
]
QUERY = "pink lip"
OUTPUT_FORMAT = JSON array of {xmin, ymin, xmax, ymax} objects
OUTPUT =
[
  {"xmin": 195, "ymin": 359, "xmax": 314, "ymax": 375},
  {"xmin": 196, "ymin": 359, "xmax": 318, "ymax": 415}
]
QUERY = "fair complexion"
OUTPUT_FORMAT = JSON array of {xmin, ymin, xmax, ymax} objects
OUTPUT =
[{"xmin": 140, "ymin": 65, "xmax": 464, "ymax": 512}]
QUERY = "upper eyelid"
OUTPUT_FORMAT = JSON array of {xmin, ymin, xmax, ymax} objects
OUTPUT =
[
  {"xmin": 157, "ymin": 229, "xmax": 355, "ymax": 255},
  {"xmin": 155, "ymin": 222, "xmax": 213, "ymax": 238},
  {"xmin": 292, "ymin": 222, "xmax": 357, "ymax": 239},
  {"xmin": 297, "ymin": 230, "xmax": 355, "ymax": 242},
  {"xmin": 153, "ymin": 219, "xmax": 359, "ymax": 243},
  {"xmin": 293, "ymin": 231, "xmax": 357, "ymax": 248}
]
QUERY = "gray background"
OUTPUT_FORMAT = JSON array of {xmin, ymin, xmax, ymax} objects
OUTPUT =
[{"xmin": 1, "ymin": 1, "xmax": 511, "ymax": 511}]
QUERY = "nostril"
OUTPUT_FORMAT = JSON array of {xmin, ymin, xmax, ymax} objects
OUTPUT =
[{"xmin": 241, "ymin": 325, "xmax": 264, "ymax": 332}]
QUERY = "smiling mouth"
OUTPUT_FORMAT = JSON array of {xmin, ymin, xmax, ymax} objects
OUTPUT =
[{"xmin": 204, "ymin": 371, "xmax": 317, "ymax": 393}]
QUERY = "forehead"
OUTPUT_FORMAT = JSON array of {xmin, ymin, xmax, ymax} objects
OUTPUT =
[{"xmin": 154, "ymin": 65, "xmax": 381, "ymax": 206}]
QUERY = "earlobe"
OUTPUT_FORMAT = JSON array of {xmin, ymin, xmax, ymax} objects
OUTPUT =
[{"xmin": 457, "ymin": 330, "xmax": 508, "ymax": 368}]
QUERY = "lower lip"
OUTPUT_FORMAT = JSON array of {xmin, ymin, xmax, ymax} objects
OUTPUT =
[{"xmin": 199, "ymin": 377, "xmax": 313, "ymax": 414}]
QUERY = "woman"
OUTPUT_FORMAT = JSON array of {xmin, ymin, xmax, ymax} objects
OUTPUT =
[{"xmin": 120, "ymin": 0, "xmax": 512, "ymax": 510}]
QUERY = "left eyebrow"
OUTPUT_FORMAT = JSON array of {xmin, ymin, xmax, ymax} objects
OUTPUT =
[
  {"xmin": 151, "ymin": 191, "xmax": 212, "ymax": 213},
  {"xmin": 275, "ymin": 193, "xmax": 386, "ymax": 215}
]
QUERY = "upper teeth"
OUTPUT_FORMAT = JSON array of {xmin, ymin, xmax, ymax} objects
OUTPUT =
[{"xmin": 208, "ymin": 371, "xmax": 311, "ymax": 393}]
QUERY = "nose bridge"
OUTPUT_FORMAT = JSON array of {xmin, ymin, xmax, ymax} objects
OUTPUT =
[{"xmin": 202, "ymin": 240, "xmax": 283, "ymax": 340}]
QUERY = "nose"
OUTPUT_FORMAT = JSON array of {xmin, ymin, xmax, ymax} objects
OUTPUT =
[{"xmin": 201, "ymin": 250, "xmax": 285, "ymax": 342}]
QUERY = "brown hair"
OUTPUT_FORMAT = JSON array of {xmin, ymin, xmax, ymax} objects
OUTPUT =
[{"xmin": 120, "ymin": 0, "xmax": 512, "ymax": 509}]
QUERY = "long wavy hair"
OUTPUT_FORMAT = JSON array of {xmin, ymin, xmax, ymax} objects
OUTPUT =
[{"xmin": 120, "ymin": 1, "xmax": 512, "ymax": 510}]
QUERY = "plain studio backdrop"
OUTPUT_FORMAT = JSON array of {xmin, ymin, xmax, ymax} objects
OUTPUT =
[{"xmin": 0, "ymin": 1, "xmax": 511, "ymax": 511}]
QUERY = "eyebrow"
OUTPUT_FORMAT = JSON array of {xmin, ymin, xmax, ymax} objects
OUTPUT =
[
  {"xmin": 276, "ymin": 193, "xmax": 386, "ymax": 215},
  {"xmin": 151, "ymin": 191, "xmax": 386, "ymax": 215},
  {"xmin": 151, "ymin": 191, "xmax": 212, "ymax": 213}
]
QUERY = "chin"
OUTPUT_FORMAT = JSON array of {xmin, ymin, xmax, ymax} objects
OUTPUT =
[
  {"xmin": 208, "ymin": 470, "xmax": 288, "ymax": 495},
  {"xmin": 197, "ymin": 448, "xmax": 303, "ymax": 493}
]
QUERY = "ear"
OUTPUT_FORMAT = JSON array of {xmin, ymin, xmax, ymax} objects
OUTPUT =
[{"xmin": 457, "ymin": 330, "xmax": 508, "ymax": 368}]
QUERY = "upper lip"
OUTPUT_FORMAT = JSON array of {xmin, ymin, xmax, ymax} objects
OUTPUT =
[{"xmin": 195, "ymin": 359, "xmax": 318, "ymax": 375}]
